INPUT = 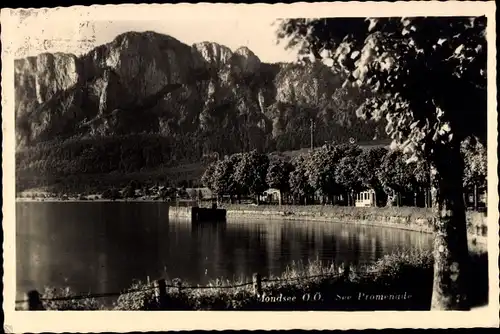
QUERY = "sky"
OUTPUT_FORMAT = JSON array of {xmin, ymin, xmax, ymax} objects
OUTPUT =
[{"xmin": 9, "ymin": 15, "xmax": 300, "ymax": 64}]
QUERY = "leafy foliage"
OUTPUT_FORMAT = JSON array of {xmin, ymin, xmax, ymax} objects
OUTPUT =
[
  {"xmin": 102, "ymin": 188, "xmax": 121, "ymax": 200},
  {"xmin": 201, "ymin": 162, "xmax": 217, "ymax": 191},
  {"xmin": 377, "ymin": 150, "xmax": 414, "ymax": 201},
  {"xmin": 201, "ymin": 142, "xmax": 484, "ymax": 207},
  {"xmin": 123, "ymin": 185, "xmax": 136, "ymax": 199},
  {"xmin": 356, "ymin": 147, "xmax": 387, "ymax": 191},
  {"xmin": 461, "ymin": 136, "xmax": 487, "ymax": 189},
  {"xmin": 289, "ymin": 155, "xmax": 315, "ymax": 202},
  {"xmin": 114, "ymin": 280, "xmax": 158, "ymax": 311},
  {"xmin": 41, "ymin": 286, "xmax": 103, "ymax": 310},
  {"xmin": 276, "ymin": 17, "xmax": 487, "ymax": 159},
  {"xmin": 211, "ymin": 157, "xmax": 239, "ymax": 197},
  {"xmin": 233, "ymin": 150, "xmax": 270, "ymax": 198},
  {"xmin": 266, "ymin": 156, "xmax": 294, "ymax": 193},
  {"xmin": 411, "ymin": 159, "xmax": 431, "ymax": 189},
  {"xmin": 335, "ymin": 154, "xmax": 363, "ymax": 196},
  {"xmin": 305, "ymin": 143, "xmax": 343, "ymax": 197}
]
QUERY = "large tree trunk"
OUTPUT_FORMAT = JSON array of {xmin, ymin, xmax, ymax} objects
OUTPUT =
[{"xmin": 430, "ymin": 146, "xmax": 470, "ymax": 310}]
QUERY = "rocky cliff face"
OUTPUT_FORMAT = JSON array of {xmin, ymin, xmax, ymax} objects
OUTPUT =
[{"xmin": 15, "ymin": 31, "xmax": 384, "ymax": 155}]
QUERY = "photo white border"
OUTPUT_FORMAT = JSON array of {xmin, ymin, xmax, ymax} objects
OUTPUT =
[{"xmin": 2, "ymin": 2, "xmax": 498, "ymax": 331}]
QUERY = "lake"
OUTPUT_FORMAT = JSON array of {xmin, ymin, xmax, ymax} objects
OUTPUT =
[{"xmin": 16, "ymin": 201, "xmax": 433, "ymax": 301}]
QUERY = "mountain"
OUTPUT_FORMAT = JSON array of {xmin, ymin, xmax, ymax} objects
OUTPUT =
[{"xmin": 14, "ymin": 31, "xmax": 386, "ymax": 191}]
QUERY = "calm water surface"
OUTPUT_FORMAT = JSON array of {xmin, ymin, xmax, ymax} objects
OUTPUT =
[{"xmin": 16, "ymin": 202, "xmax": 433, "ymax": 299}]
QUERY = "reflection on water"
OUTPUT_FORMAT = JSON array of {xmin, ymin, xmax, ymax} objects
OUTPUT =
[{"xmin": 16, "ymin": 202, "xmax": 432, "ymax": 299}]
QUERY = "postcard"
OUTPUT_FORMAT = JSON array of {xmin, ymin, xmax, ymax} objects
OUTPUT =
[{"xmin": 2, "ymin": 1, "xmax": 498, "ymax": 331}]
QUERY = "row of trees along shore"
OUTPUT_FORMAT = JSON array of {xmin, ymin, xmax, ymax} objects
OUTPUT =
[{"xmin": 201, "ymin": 138, "xmax": 486, "ymax": 209}]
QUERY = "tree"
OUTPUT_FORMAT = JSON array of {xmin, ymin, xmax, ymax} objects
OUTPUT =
[
  {"xmin": 377, "ymin": 150, "xmax": 414, "ymax": 207},
  {"xmin": 233, "ymin": 150, "xmax": 270, "ymax": 204},
  {"xmin": 336, "ymin": 143, "xmax": 362, "ymax": 159},
  {"xmin": 177, "ymin": 187, "xmax": 189, "ymax": 200},
  {"xmin": 411, "ymin": 158, "xmax": 431, "ymax": 207},
  {"xmin": 160, "ymin": 187, "xmax": 177, "ymax": 202},
  {"xmin": 102, "ymin": 188, "xmax": 121, "ymax": 201},
  {"xmin": 289, "ymin": 155, "xmax": 314, "ymax": 205},
  {"xmin": 201, "ymin": 162, "xmax": 217, "ymax": 191},
  {"xmin": 187, "ymin": 188, "xmax": 198, "ymax": 200},
  {"xmin": 178, "ymin": 180, "xmax": 189, "ymax": 189},
  {"xmin": 461, "ymin": 136, "xmax": 487, "ymax": 210},
  {"xmin": 335, "ymin": 155, "xmax": 363, "ymax": 206},
  {"xmin": 306, "ymin": 143, "xmax": 349, "ymax": 204},
  {"xmin": 356, "ymin": 147, "xmax": 388, "ymax": 206},
  {"xmin": 228, "ymin": 153, "xmax": 245, "ymax": 202},
  {"xmin": 128, "ymin": 180, "xmax": 140, "ymax": 192},
  {"xmin": 123, "ymin": 185, "xmax": 136, "ymax": 199},
  {"xmin": 211, "ymin": 156, "xmax": 239, "ymax": 203},
  {"xmin": 277, "ymin": 16, "xmax": 487, "ymax": 309},
  {"xmin": 266, "ymin": 157, "xmax": 294, "ymax": 206}
]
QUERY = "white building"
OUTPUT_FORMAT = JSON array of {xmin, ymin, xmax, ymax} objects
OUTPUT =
[
  {"xmin": 260, "ymin": 188, "xmax": 281, "ymax": 203},
  {"xmin": 355, "ymin": 189, "xmax": 376, "ymax": 207}
]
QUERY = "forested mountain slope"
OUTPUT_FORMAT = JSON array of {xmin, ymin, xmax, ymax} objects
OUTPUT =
[{"xmin": 15, "ymin": 31, "xmax": 386, "ymax": 191}]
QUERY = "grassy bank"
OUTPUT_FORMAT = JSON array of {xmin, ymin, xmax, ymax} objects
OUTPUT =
[{"xmin": 20, "ymin": 250, "xmax": 488, "ymax": 311}]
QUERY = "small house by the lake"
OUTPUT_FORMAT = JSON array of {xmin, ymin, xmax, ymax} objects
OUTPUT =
[
  {"xmin": 260, "ymin": 188, "xmax": 281, "ymax": 204},
  {"xmin": 355, "ymin": 189, "xmax": 376, "ymax": 207}
]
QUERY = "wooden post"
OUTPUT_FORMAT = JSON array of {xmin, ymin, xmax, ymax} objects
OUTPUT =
[
  {"xmin": 27, "ymin": 290, "xmax": 44, "ymax": 310},
  {"xmin": 155, "ymin": 279, "xmax": 167, "ymax": 309},
  {"xmin": 252, "ymin": 273, "xmax": 262, "ymax": 297}
]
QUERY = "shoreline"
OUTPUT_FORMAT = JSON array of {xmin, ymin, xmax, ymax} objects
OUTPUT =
[
  {"xmin": 16, "ymin": 197, "xmax": 488, "ymax": 248},
  {"xmin": 224, "ymin": 211, "xmax": 488, "ymax": 248}
]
